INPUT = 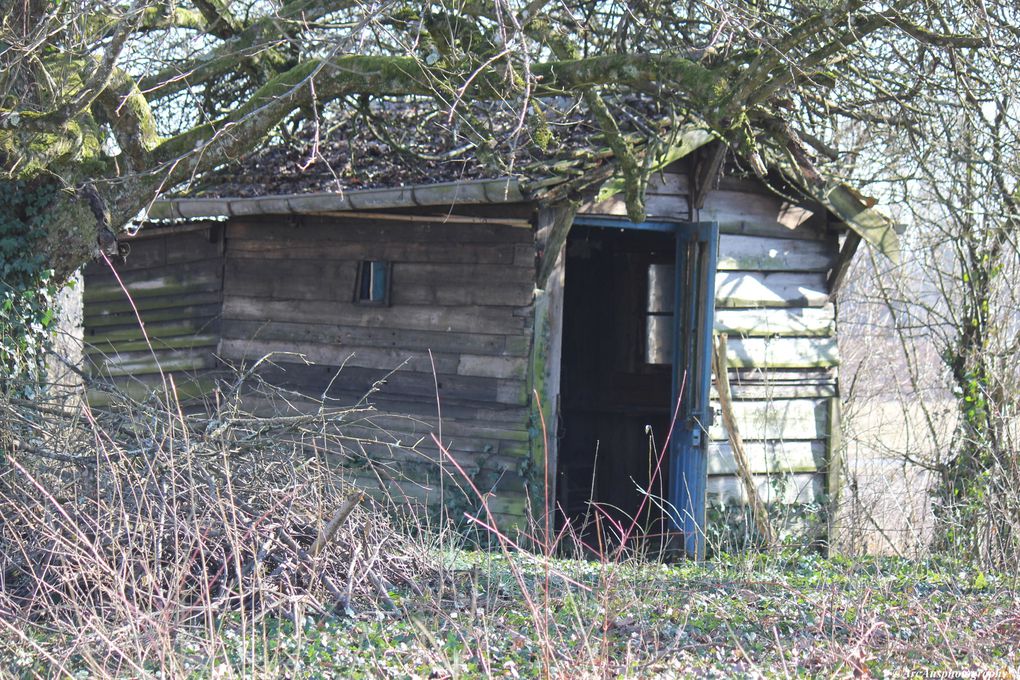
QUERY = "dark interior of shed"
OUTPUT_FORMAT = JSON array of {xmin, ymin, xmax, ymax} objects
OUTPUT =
[{"xmin": 556, "ymin": 225, "xmax": 676, "ymax": 551}]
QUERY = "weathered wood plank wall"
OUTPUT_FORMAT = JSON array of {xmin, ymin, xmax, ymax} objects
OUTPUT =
[
  {"xmin": 216, "ymin": 212, "xmax": 537, "ymax": 524},
  {"xmin": 82, "ymin": 223, "xmax": 225, "ymax": 403}
]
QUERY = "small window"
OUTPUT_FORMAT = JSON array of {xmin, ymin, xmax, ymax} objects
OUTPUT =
[
  {"xmin": 355, "ymin": 260, "xmax": 391, "ymax": 306},
  {"xmin": 645, "ymin": 262, "xmax": 674, "ymax": 364}
]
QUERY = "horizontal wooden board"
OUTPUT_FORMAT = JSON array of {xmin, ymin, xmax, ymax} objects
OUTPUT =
[
  {"xmin": 224, "ymin": 257, "xmax": 533, "ymax": 306},
  {"xmin": 717, "ymin": 234, "xmax": 835, "ymax": 272},
  {"xmin": 702, "ymin": 190, "xmax": 826, "ymax": 239},
  {"xmin": 456, "ymin": 354, "xmax": 528, "ymax": 380},
  {"xmin": 86, "ymin": 374, "xmax": 222, "ymax": 407},
  {"xmin": 220, "ymin": 338, "xmax": 461, "ymax": 374},
  {"xmin": 85, "ymin": 334, "xmax": 219, "ymax": 355},
  {"xmin": 714, "ymin": 305, "xmax": 834, "ymax": 337},
  {"xmin": 347, "ymin": 415, "xmax": 531, "ymax": 445},
  {"xmin": 646, "ymin": 171, "xmax": 689, "ymax": 195},
  {"xmin": 712, "ymin": 382, "xmax": 838, "ymax": 400},
  {"xmin": 84, "ymin": 319, "xmax": 218, "ymax": 343},
  {"xmin": 228, "ymin": 238, "xmax": 521, "ymax": 265},
  {"xmin": 726, "ymin": 368, "xmax": 837, "ymax": 384},
  {"xmin": 311, "ymin": 420, "xmax": 529, "ymax": 461},
  {"xmin": 222, "ymin": 297, "xmax": 533, "ymax": 335},
  {"xmin": 715, "ymin": 271, "xmax": 829, "ymax": 308},
  {"xmin": 164, "ymin": 230, "xmax": 223, "ymax": 263},
  {"xmin": 724, "ymin": 337, "xmax": 839, "ymax": 369},
  {"xmin": 221, "ymin": 339, "xmax": 527, "ymax": 381},
  {"xmin": 220, "ymin": 319, "xmax": 526, "ymax": 358},
  {"xmin": 84, "ymin": 291, "xmax": 222, "ymax": 317},
  {"xmin": 239, "ymin": 362, "xmax": 528, "ymax": 408},
  {"xmin": 582, "ymin": 192, "xmax": 691, "ymax": 220},
  {"xmin": 707, "ymin": 472, "xmax": 824, "ymax": 506},
  {"xmin": 390, "ymin": 280, "xmax": 534, "ymax": 307},
  {"xmin": 124, "ymin": 221, "xmax": 220, "ymax": 241},
  {"xmin": 707, "ymin": 398, "xmax": 828, "ymax": 441},
  {"xmin": 228, "ymin": 217, "xmax": 532, "ymax": 245},
  {"xmin": 350, "ymin": 396, "xmax": 530, "ymax": 430},
  {"xmin": 407, "ymin": 202, "xmax": 535, "ymax": 221},
  {"xmin": 85, "ymin": 258, "xmax": 223, "ymax": 289},
  {"xmin": 707, "ymin": 440, "xmax": 826, "ymax": 475},
  {"xmin": 87, "ymin": 350, "xmax": 219, "ymax": 377},
  {"xmin": 85, "ymin": 303, "xmax": 222, "ymax": 328},
  {"xmin": 580, "ymin": 172, "xmax": 691, "ymax": 220},
  {"xmin": 325, "ymin": 427, "xmax": 525, "ymax": 463},
  {"xmin": 223, "ymin": 258, "xmax": 355, "ymax": 301},
  {"xmin": 105, "ymin": 229, "xmax": 220, "ymax": 272},
  {"xmin": 346, "ymin": 463, "xmax": 530, "ymax": 506},
  {"xmin": 107, "ymin": 237, "xmax": 167, "ymax": 270},
  {"xmin": 85, "ymin": 271, "xmax": 222, "ymax": 304},
  {"xmin": 391, "ymin": 262, "xmax": 534, "ymax": 286},
  {"xmin": 349, "ymin": 474, "xmax": 528, "ymax": 520},
  {"xmin": 237, "ymin": 395, "xmax": 531, "ymax": 448}
]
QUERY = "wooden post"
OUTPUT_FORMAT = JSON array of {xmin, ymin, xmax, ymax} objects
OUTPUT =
[
  {"xmin": 528, "ymin": 207, "xmax": 570, "ymax": 542},
  {"xmin": 826, "ymin": 395, "xmax": 844, "ymax": 554}
]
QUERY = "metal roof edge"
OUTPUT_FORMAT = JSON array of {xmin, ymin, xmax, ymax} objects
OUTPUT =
[{"xmin": 147, "ymin": 178, "xmax": 526, "ymax": 220}]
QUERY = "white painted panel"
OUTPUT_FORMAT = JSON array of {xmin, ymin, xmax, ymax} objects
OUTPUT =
[
  {"xmin": 707, "ymin": 440, "xmax": 826, "ymax": 475},
  {"xmin": 717, "ymin": 234, "xmax": 834, "ymax": 271},
  {"xmin": 724, "ymin": 337, "xmax": 839, "ymax": 369},
  {"xmin": 715, "ymin": 271, "xmax": 829, "ymax": 308},
  {"xmin": 715, "ymin": 305, "xmax": 835, "ymax": 337},
  {"xmin": 707, "ymin": 398, "xmax": 828, "ymax": 441},
  {"xmin": 707, "ymin": 473, "xmax": 823, "ymax": 505}
]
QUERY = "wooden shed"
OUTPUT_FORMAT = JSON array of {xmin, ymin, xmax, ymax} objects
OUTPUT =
[{"xmin": 82, "ymin": 148, "xmax": 879, "ymax": 556}]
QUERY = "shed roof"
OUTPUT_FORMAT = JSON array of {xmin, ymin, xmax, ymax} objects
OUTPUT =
[{"xmin": 149, "ymin": 98, "xmax": 899, "ymax": 260}]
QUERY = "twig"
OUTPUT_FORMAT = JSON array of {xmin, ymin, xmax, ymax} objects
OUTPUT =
[
  {"xmin": 712, "ymin": 334, "xmax": 776, "ymax": 548},
  {"xmin": 311, "ymin": 491, "xmax": 365, "ymax": 558}
]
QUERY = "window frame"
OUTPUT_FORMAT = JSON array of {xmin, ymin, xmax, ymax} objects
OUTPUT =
[{"xmin": 353, "ymin": 260, "xmax": 392, "ymax": 307}]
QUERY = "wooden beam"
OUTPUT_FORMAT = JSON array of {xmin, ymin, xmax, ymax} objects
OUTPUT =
[
  {"xmin": 827, "ymin": 229, "xmax": 862, "ymax": 296},
  {"xmin": 527, "ymin": 244, "xmax": 566, "ymax": 541},
  {"xmin": 826, "ymin": 395, "xmax": 844, "ymax": 554},
  {"xmin": 316, "ymin": 211, "xmax": 532, "ymax": 228},
  {"xmin": 690, "ymin": 141, "xmax": 728, "ymax": 212},
  {"xmin": 125, "ymin": 221, "xmax": 220, "ymax": 240},
  {"xmin": 535, "ymin": 202, "xmax": 578, "ymax": 288}
]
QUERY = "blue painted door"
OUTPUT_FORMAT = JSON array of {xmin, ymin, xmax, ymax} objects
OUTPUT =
[{"xmin": 669, "ymin": 222, "xmax": 719, "ymax": 559}]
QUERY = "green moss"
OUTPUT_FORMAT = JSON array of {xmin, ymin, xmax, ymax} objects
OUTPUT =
[
  {"xmin": 531, "ymin": 111, "xmax": 553, "ymax": 154},
  {"xmin": 42, "ymin": 190, "xmax": 99, "ymax": 278},
  {"xmin": 1, "ymin": 112, "xmax": 107, "ymax": 177}
]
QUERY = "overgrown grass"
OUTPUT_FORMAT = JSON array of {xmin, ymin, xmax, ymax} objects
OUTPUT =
[
  {"xmin": 5, "ymin": 549, "xmax": 1016, "ymax": 678},
  {"xmin": 2, "ymin": 360, "xmax": 1018, "ymax": 678}
]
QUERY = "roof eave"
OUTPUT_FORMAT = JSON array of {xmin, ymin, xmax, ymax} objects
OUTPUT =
[{"xmin": 148, "ymin": 177, "xmax": 526, "ymax": 220}]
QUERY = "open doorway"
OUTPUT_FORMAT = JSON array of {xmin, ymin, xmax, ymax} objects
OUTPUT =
[{"xmin": 556, "ymin": 224, "xmax": 676, "ymax": 550}]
